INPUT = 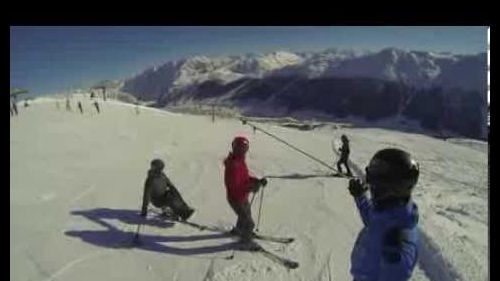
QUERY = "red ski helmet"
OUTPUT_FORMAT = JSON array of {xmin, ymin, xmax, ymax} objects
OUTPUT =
[{"xmin": 232, "ymin": 136, "xmax": 249, "ymax": 154}]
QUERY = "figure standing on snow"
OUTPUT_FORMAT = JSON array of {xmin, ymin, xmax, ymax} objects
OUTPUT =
[
  {"xmin": 93, "ymin": 100, "xmax": 100, "ymax": 114},
  {"xmin": 140, "ymin": 159, "xmax": 195, "ymax": 221},
  {"xmin": 66, "ymin": 98, "xmax": 71, "ymax": 111},
  {"xmin": 337, "ymin": 134, "xmax": 352, "ymax": 176},
  {"xmin": 77, "ymin": 101, "xmax": 83, "ymax": 114},
  {"xmin": 11, "ymin": 102, "xmax": 18, "ymax": 116},
  {"xmin": 135, "ymin": 101, "xmax": 140, "ymax": 115},
  {"xmin": 348, "ymin": 148, "xmax": 420, "ymax": 281},
  {"xmin": 223, "ymin": 136, "xmax": 267, "ymax": 245}
]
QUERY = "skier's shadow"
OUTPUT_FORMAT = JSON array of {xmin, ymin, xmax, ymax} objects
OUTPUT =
[{"xmin": 65, "ymin": 208, "xmax": 239, "ymax": 256}]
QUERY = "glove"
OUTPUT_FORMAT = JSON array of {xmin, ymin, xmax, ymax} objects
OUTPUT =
[
  {"xmin": 348, "ymin": 178, "xmax": 367, "ymax": 197},
  {"xmin": 250, "ymin": 182, "xmax": 260, "ymax": 193},
  {"xmin": 250, "ymin": 178, "xmax": 261, "ymax": 193},
  {"xmin": 260, "ymin": 178, "xmax": 268, "ymax": 187}
]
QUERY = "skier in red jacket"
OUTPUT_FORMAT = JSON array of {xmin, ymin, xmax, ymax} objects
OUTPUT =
[{"xmin": 224, "ymin": 136, "xmax": 267, "ymax": 244}]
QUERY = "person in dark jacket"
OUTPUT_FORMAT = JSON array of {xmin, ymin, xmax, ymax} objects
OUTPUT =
[
  {"xmin": 93, "ymin": 101, "xmax": 100, "ymax": 114},
  {"xmin": 348, "ymin": 148, "xmax": 420, "ymax": 281},
  {"xmin": 224, "ymin": 136, "xmax": 267, "ymax": 245},
  {"xmin": 337, "ymin": 134, "xmax": 352, "ymax": 176},
  {"xmin": 12, "ymin": 102, "xmax": 18, "ymax": 116},
  {"xmin": 66, "ymin": 98, "xmax": 71, "ymax": 111},
  {"xmin": 140, "ymin": 159, "xmax": 194, "ymax": 221},
  {"xmin": 77, "ymin": 101, "xmax": 83, "ymax": 114}
]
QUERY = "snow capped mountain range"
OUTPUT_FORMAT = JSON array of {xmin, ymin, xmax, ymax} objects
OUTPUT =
[
  {"xmin": 121, "ymin": 48, "xmax": 487, "ymax": 139},
  {"xmin": 123, "ymin": 48, "xmax": 486, "ymax": 97}
]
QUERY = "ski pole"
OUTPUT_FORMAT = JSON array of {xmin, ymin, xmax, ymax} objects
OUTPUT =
[
  {"xmin": 133, "ymin": 206, "xmax": 146, "ymax": 244},
  {"xmin": 256, "ymin": 186, "xmax": 265, "ymax": 232},
  {"xmin": 133, "ymin": 223, "xmax": 142, "ymax": 244},
  {"xmin": 250, "ymin": 191, "xmax": 257, "ymax": 206}
]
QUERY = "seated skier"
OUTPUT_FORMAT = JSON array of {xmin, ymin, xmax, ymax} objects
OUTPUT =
[{"xmin": 140, "ymin": 159, "xmax": 194, "ymax": 221}]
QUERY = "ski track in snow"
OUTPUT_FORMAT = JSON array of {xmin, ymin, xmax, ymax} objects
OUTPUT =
[
  {"xmin": 42, "ymin": 251, "xmax": 110, "ymax": 281},
  {"xmin": 69, "ymin": 185, "xmax": 96, "ymax": 206}
]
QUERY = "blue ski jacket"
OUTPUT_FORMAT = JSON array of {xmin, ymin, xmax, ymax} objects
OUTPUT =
[{"xmin": 350, "ymin": 194, "xmax": 419, "ymax": 281}]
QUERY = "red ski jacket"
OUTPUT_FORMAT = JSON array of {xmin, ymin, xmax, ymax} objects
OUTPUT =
[{"xmin": 223, "ymin": 153, "xmax": 256, "ymax": 203}]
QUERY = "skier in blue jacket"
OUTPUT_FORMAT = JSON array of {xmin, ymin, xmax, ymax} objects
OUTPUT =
[{"xmin": 348, "ymin": 148, "xmax": 420, "ymax": 281}]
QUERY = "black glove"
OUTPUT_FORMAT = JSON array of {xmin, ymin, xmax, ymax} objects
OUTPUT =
[
  {"xmin": 249, "ymin": 178, "xmax": 260, "ymax": 193},
  {"xmin": 250, "ymin": 183, "xmax": 260, "ymax": 193},
  {"xmin": 260, "ymin": 178, "xmax": 268, "ymax": 187},
  {"xmin": 348, "ymin": 178, "xmax": 367, "ymax": 197}
]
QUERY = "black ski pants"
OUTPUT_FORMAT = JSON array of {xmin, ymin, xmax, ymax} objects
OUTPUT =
[
  {"xmin": 337, "ymin": 156, "xmax": 352, "ymax": 176},
  {"xmin": 228, "ymin": 199, "xmax": 254, "ymax": 241}
]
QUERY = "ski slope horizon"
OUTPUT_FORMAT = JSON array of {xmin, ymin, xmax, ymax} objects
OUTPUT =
[{"xmin": 10, "ymin": 97, "xmax": 487, "ymax": 281}]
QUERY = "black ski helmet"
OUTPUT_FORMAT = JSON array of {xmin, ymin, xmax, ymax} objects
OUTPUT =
[
  {"xmin": 341, "ymin": 134, "xmax": 348, "ymax": 142},
  {"xmin": 365, "ymin": 148, "xmax": 419, "ymax": 199},
  {"xmin": 151, "ymin": 158, "xmax": 165, "ymax": 171}
]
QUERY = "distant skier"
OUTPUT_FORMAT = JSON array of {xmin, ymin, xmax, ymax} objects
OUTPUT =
[
  {"xmin": 336, "ymin": 134, "xmax": 352, "ymax": 176},
  {"xmin": 77, "ymin": 101, "xmax": 83, "ymax": 114},
  {"xmin": 140, "ymin": 159, "xmax": 195, "ymax": 221},
  {"xmin": 135, "ymin": 101, "xmax": 140, "ymax": 115},
  {"xmin": 24, "ymin": 99, "xmax": 29, "ymax": 108},
  {"xmin": 348, "ymin": 148, "xmax": 420, "ymax": 281},
  {"xmin": 90, "ymin": 91, "xmax": 95, "ymax": 99},
  {"xmin": 66, "ymin": 98, "xmax": 71, "ymax": 111},
  {"xmin": 223, "ymin": 136, "xmax": 267, "ymax": 247},
  {"xmin": 93, "ymin": 101, "xmax": 100, "ymax": 114},
  {"xmin": 12, "ymin": 102, "xmax": 18, "ymax": 116}
]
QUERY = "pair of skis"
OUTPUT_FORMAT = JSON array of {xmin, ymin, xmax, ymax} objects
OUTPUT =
[
  {"xmin": 241, "ymin": 240, "xmax": 299, "ymax": 269},
  {"xmin": 152, "ymin": 211, "xmax": 299, "ymax": 269}
]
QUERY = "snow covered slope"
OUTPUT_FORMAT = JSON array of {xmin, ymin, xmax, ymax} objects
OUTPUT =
[{"xmin": 10, "ymin": 98, "xmax": 487, "ymax": 281}]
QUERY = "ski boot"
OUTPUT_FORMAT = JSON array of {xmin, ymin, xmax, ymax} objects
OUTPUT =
[
  {"xmin": 179, "ymin": 208, "xmax": 195, "ymax": 222},
  {"xmin": 236, "ymin": 238, "xmax": 260, "ymax": 251}
]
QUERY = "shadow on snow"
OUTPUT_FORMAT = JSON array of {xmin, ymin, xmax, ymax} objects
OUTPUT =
[{"xmin": 65, "ymin": 208, "xmax": 239, "ymax": 257}]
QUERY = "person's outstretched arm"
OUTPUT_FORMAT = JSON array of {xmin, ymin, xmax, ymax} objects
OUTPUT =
[{"xmin": 348, "ymin": 178, "xmax": 372, "ymax": 226}]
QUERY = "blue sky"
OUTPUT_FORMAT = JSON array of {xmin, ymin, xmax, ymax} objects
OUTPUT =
[{"xmin": 10, "ymin": 26, "xmax": 488, "ymax": 96}]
